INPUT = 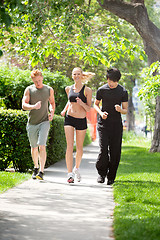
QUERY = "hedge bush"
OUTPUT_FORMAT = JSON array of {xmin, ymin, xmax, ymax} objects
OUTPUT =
[
  {"xmin": 0, "ymin": 109, "xmax": 66, "ymax": 172},
  {"xmin": 0, "ymin": 67, "xmax": 32, "ymax": 109},
  {"xmin": 0, "ymin": 109, "xmax": 32, "ymax": 172},
  {"xmin": 0, "ymin": 66, "xmax": 72, "ymax": 114}
]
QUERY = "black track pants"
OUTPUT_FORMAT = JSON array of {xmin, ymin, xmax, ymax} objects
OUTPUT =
[{"xmin": 96, "ymin": 120, "xmax": 123, "ymax": 181}]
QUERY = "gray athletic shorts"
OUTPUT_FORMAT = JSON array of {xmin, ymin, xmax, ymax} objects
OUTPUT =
[{"xmin": 26, "ymin": 121, "xmax": 50, "ymax": 148}]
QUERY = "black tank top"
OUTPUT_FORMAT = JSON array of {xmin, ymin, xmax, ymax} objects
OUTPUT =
[{"xmin": 68, "ymin": 85, "xmax": 87, "ymax": 103}]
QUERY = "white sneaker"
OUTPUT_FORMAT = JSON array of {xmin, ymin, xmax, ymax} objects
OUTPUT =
[{"xmin": 73, "ymin": 167, "xmax": 81, "ymax": 182}]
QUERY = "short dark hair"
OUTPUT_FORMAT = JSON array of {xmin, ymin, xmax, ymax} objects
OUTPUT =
[{"xmin": 106, "ymin": 68, "xmax": 121, "ymax": 82}]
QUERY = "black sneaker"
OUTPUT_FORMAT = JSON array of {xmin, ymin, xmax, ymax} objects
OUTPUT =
[
  {"xmin": 97, "ymin": 175, "xmax": 105, "ymax": 183},
  {"xmin": 32, "ymin": 168, "xmax": 39, "ymax": 179},
  {"xmin": 36, "ymin": 171, "xmax": 44, "ymax": 180},
  {"xmin": 107, "ymin": 179, "xmax": 114, "ymax": 185}
]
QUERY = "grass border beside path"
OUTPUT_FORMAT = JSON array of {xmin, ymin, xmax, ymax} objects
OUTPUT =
[
  {"xmin": 113, "ymin": 132, "xmax": 160, "ymax": 240},
  {"xmin": 0, "ymin": 171, "xmax": 31, "ymax": 193}
]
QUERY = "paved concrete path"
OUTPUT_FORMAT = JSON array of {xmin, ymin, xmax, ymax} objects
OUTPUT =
[{"xmin": 0, "ymin": 140, "xmax": 115, "ymax": 240}]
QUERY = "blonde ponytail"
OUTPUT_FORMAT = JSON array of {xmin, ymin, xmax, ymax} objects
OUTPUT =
[{"xmin": 82, "ymin": 72, "xmax": 95, "ymax": 83}]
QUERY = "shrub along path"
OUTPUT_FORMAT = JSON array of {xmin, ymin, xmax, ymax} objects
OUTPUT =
[{"xmin": 0, "ymin": 139, "xmax": 115, "ymax": 240}]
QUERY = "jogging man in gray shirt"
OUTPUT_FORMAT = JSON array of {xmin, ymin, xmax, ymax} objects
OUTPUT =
[{"xmin": 22, "ymin": 69, "xmax": 55, "ymax": 180}]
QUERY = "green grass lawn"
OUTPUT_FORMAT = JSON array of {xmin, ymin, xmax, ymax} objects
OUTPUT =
[
  {"xmin": 113, "ymin": 132, "xmax": 160, "ymax": 240},
  {"xmin": 0, "ymin": 171, "xmax": 31, "ymax": 193}
]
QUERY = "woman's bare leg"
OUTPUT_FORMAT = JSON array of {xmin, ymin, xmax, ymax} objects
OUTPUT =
[
  {"xmin": 75, "ymin": 129, "xmax": 86, "ymax": 168},
  {"xmin": 64, "ymin": 126, "xmax": 74, "ymax": 173}
]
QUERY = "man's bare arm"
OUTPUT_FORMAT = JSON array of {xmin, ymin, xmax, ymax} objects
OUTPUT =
[
  {"xmin": 22, "ymin": 87, "xmax": 41, "ymax": 110},
  {"xmin": 94, "ymin": 99, "xmax": 108, "ymax": 119},
  {"xmin": 48, "ymin": 88, "xmax": 55, "ymax": 121}
]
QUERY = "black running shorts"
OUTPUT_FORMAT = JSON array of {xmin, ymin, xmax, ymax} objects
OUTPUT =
[{"xmin": 64, "ymin": 115, "xmax": 87, "ymax": 130}]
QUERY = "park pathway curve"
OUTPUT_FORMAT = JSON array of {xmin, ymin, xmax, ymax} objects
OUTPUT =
[{"xmin": 0, "ymin": 139, "xmax": 115, "ymax": 240}]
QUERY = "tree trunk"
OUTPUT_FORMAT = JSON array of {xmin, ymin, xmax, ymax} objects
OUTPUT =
[
  {"xmin": 97, "ymin": 0, "xmax": 160, "ymax": 151},
  {"xmin": 150, "ymin": 96, "xmax": 160, "ymax": 152},
  {"xmin": 126, "ymin": 96, "xmax": 135, "ymax": 131}
]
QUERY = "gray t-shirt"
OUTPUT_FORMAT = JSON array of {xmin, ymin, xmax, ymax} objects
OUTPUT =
[{"xmin": 28, "ymin": 84, "xmax": 51, "ymax": 125}]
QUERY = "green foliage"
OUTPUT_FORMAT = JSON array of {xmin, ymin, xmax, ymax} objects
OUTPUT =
[
  {"xmin": 1, "ymin": 0, "xmax": 147, "ymax": 69},
  {"xmin": 1, "ymin": 0, "xmax": 93, "ymax": 66},
  {"xmin": 0, "ymin": 0, "xmax": 17, "ymax": 28},
  {"xmin": 139, "ymin": 61, "xmax": 160, "ymax": 99},
  {"xmin": 0, "ymin": 65, "xmax": 71, "ymax": 114},
  {"xmin": 0, "ymin": 66, "xmax": 32, "ymax": 109},
  {"xmin": 0, "ymin": 109, "xmax": 67, "ymax": 172},
  {"xmin": 114, "ymin": 135, "xmax": 160, "ymax": 240},
  {"xmin": 138, "ymin": 61, "xmax": 160, "ymax": 119}
]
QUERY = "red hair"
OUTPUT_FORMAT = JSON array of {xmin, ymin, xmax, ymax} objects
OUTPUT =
[{"xmin": 31, "ymin": 69, "xmax": 42, "ymax": 79}]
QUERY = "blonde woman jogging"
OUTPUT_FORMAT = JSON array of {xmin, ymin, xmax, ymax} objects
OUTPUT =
[{"xmin": 61, "ymin": 67, "xmax": 94, "ymax": 183}]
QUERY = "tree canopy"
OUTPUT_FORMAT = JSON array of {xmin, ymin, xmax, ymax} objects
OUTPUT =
[{"xmin": 1, "ymin": 0, "xmax": 147, "ymax": 68}]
